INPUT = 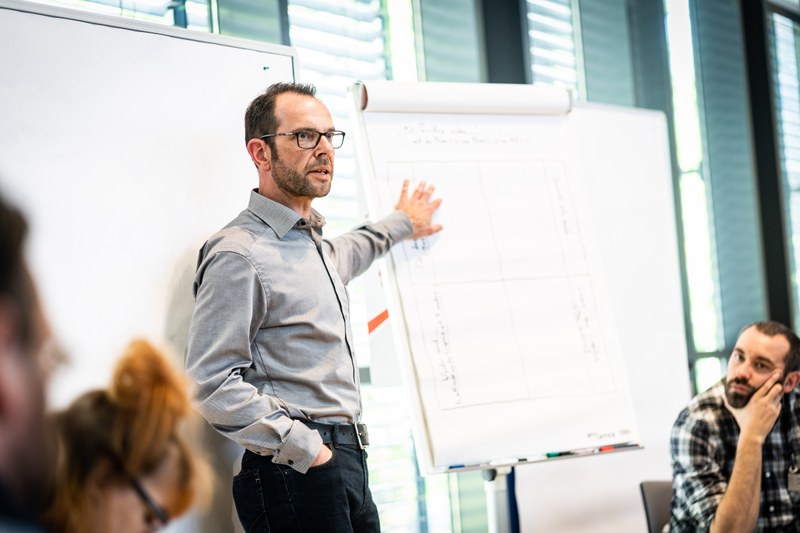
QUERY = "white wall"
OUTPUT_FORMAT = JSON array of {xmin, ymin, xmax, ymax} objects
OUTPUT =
[
  {"xmin": 1, "ymin": 6, "xmax": 295, "ymax": 530},
  {"xmin": 0, "ymin": 0, "xmax": 295, "ymax": 407}
]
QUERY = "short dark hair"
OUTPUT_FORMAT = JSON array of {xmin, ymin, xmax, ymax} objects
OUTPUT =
[
  {"xmin": 0, "ymin": 191, "xmax": 36, "ymax": 352},
  {"xmin": 740, "ymin": 320, "xmax": 800, "ymax": 372},
  {"xmin": 244, "ymin": 82, "xmax": 317, "ymax": 149}
]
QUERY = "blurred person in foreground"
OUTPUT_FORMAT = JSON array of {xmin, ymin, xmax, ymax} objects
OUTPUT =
[
  {"xmin": 0, "ymin": 191, "xmax": 52, "ymax": 532},
  {"xmin": 44, "ymin": 339, "xmax": 210, "ymax": 533}
]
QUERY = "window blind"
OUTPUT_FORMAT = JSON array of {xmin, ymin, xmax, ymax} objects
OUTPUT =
[{"xmin": 524, "ymin": 0, "xmax": 579, "ymax": 92}]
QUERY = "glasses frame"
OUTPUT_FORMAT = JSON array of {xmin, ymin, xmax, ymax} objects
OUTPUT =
[
  {"xmin": 128, "ymin": 475, "xmax": 170, "ymax": 528},
  {"xmin": 260, "ymin": 129, "xmax": 346, "ymax": 150},
  {"xmin": 105, "ymin": 447, "xmax": 170, "ymax": 527}
]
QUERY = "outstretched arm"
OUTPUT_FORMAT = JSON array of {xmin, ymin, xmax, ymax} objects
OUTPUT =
[{"xmin": 325, "ymin": 179, "xmax": 442, "ymax": 282}]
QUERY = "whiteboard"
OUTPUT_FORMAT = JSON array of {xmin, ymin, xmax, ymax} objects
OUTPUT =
[
  {"xmin": 0, "ymin": 0, "xmax": 295, "ymax": 407},
  {"xmin": 351, "ymin": 81, "xmax": 685, "ymax": 474}
]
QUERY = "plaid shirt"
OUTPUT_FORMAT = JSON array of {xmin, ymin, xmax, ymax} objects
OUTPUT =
[{"xmin": 669, "ymin": 379, "xmax": 800, "ymax": 532}]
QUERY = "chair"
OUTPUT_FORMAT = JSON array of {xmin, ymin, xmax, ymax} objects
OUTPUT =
[{"xmin": 640, "ymin": 480, "xmax": 673, "ymax": 533}]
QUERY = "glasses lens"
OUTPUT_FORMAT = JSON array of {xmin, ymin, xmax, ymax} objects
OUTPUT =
[
  {"xmin": 330, "ymin": 132, "xmax": 345, "ymax": 149},
  {"xmin": 296, "ymin": 131, "xmax": 320, "ymax": 149},
  {"xmin": 295, "ymin": 131, "xmax": 345, "ymax": 149}
]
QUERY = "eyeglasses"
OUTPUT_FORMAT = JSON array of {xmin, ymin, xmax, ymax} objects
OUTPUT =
[
  {"xmin": 129, "ymin": 475, "xmax": 170, "ymax": 528},
  {"xmin": 105, "ymin": 447, "xmax": 170, "ymax": 528},
  {"xmin": 260, "ymin": 129, "xmax": 346, "ymax": 149}
]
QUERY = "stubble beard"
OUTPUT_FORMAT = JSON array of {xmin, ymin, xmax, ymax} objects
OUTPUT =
[
  {"xmin": 724, "ymin": 375, "xmax": 784, "ymax": 408},
  {"xmin": 724, "ymin": 378, "xmax": 753, "ymax": 408},
  {"xmin": 271, "ymin": 152, "xmax": 332, "ymax": 199}
]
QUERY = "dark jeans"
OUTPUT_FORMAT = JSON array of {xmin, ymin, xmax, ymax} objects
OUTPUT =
[{"xmin": 232, "ymin": 445, "xmax": 380, "ymax": 533}]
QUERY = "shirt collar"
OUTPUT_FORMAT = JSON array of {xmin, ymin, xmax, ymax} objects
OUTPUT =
[{"xmin": 247, "ymin": 189, "xmax": 326, "ymax": 238}]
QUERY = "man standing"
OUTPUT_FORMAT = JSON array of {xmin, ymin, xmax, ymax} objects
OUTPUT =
[
  {"xmin": 669, "ymin": 321, "xmax": 800, "ymax": 532},
  {"xmin": 185, "ymin": 82, "xmax": 442, "ymax": 532},
  {"xmin": 0, "ymin": 191, "xmax": 52, "ymax": 532}
]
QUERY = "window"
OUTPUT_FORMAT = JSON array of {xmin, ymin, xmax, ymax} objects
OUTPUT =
[
  {"xmin": 666, "ymin": 0, "xmax": 723, "ymax": 392},
  {"xmin": 770, "ymin": 6, "xmax": 800, "ymax": 333},
  {"xmin": 29, "ymin": 0, "xmax": 211, "ymax": 29},
  {"xmin": 524, "ymin": 0, "xmax": 580, "ymax": 93},
  {"xmin": 663, "ymin": 0, "xmax": 767, "ymax": 393}
]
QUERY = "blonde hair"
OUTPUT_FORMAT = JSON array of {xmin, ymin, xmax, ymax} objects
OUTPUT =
[{"xmin": 45, "ymin": 339, "xmax": 209, "ymax": 532}]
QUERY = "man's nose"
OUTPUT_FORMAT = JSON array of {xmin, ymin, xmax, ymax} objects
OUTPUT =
[
  {"xmin": 734, "ymin": 361, "xmax": 753, "ymax": 381},
  {"xmin": 314, "ymin": 134, "xmax": 335, "ymax": 154}
]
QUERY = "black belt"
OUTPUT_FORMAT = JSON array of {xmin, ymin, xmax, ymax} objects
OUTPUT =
[{"xmin": 300, "ymin": 421, "xmax": 369, "ymax": 449}]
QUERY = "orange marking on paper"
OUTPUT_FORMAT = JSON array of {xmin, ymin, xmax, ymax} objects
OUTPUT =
[{"xmin": 368, "ymin": 309, "xmax": 389, "ymax": 334}]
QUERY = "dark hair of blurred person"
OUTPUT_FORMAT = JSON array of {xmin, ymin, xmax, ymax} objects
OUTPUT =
[
  {"xmin": 44, "ymin": 339, "xmax": 209, "ymax": 533},
  {"xmin": 0, "ymin": 190, "xmax": 51, "ymax": 532}
]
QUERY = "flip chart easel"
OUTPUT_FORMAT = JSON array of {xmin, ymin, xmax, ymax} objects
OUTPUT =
[
  {"xmin": 350, "ymin": 81, "xmax": 646, "ymax": 480},
  {"xmin": 484, "ymin": 467, "xmax": 514, "ymax": 533}
]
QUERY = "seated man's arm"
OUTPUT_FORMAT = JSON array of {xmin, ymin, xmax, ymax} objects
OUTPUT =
[
  {"xmin": 671, "ymin": 414, "xmax": 728, "ymax": 531},
  {"xmin": 710, "ymin": 371, "xmax": 783, "ymax": 533}
]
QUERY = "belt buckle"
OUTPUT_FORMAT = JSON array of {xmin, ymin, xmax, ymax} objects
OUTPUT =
[{"xmin": 355, "ymin": 423, "xmax": 366, "ymax": 450}]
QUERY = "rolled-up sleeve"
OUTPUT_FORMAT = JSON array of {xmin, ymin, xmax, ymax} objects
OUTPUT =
[
  {"xmin": 670, "ymin": 414, "xmax": 727, "ymax": 531},
  {"xmin": 185, "ymin": 249, "xmax": 322, "ymax": 473}
]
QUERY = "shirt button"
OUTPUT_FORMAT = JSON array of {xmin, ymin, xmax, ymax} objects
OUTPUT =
[
  {"xmin": 766, "ymin": 471, "xmax": 772, "ymax": 478},
  {"xmin": 288, "ymin": 460, "xmax": 294, "ymax": 465},
  {"xmin": 769, "ymin": 505, "xmax": 775, "ymax": 512}
]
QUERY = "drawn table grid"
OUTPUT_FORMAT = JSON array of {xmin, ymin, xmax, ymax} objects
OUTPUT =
[{"xmin": 383, "ymin": 160, "xmax": 616, "ymax": 411}]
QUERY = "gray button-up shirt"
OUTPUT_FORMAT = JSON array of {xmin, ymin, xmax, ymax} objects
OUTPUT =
[{"xmin": 186, "ymin": 190, "xmax": 412, "ymax": 473}]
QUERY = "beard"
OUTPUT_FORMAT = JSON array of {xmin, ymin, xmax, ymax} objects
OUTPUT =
[
  {"xmin": 724, "ymin": 375, "xmax": 785, "ymax": 408},
  {"xmin": 271, "ymin": 151, "xmax": 332, "ymax": 199},
  {"xmin": 725, "ymin": 377, "xmax": 755, "ymax": 408}
]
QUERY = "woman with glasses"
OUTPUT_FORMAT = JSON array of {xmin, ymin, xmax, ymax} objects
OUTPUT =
[{"xmin": 44, "ymin": 339, "xmax": 208, "ymax": 533}]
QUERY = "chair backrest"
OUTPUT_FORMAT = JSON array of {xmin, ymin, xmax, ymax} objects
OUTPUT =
[{"xmin": 640, "ymin": 480, "xmax": 673, "ymax": 533}]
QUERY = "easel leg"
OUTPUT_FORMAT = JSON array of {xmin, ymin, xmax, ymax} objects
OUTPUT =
[{"xmin": 483, "ymin": 466, "xmax": 513, "ymax": 533}]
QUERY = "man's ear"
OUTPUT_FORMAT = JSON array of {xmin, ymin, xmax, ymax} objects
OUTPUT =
[
  {"xmin": 783, "ymin": 370, "xmax": 800, "ymax": 393},
  {"xmin": 246, "ymin": 138, "xmax": 271, "ymax": 171}
]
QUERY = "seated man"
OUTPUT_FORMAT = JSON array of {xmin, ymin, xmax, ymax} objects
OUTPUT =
[{"xmin": 669, "ymin": 320, "xmax": 800, "ymax": 532}]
